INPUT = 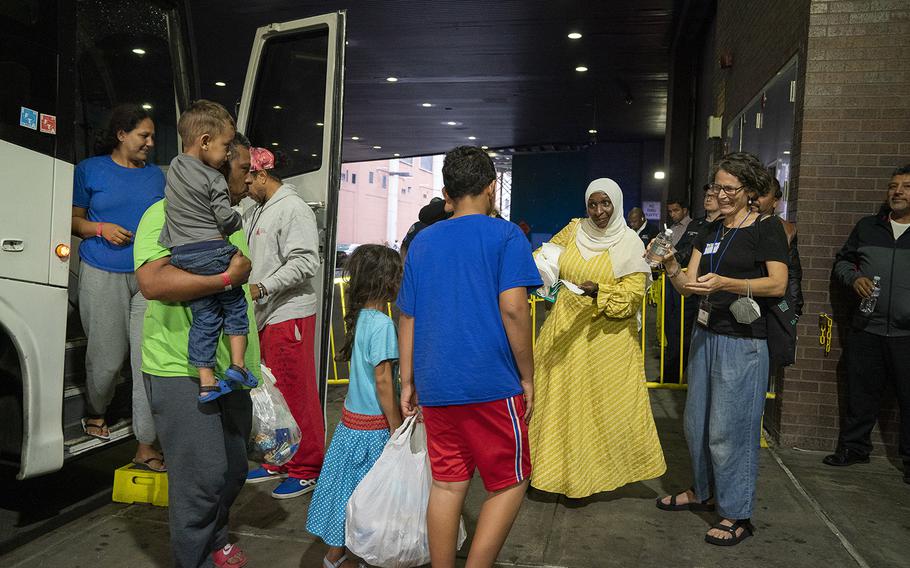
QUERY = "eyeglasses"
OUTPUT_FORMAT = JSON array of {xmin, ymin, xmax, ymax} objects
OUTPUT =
[{"xmin": 705, "ymin": 183, "xmax": 745, "ymax": 196}]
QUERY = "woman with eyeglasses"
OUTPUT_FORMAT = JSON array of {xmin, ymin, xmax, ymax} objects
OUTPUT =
[{"xmin": 650, "ymin": 152, "xmax": 789, "ymax": 546}]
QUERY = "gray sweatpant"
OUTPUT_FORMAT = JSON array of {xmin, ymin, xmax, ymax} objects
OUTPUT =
[
  {"xmin": 146, "ymin": 375, "xmax": 251, "ymax": 568},
  {"xmin": 78, "ymin": 261, "xmax": 156, "ymax": 444}
]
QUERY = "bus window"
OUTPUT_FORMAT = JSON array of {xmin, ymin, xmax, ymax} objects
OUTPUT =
[
  {"xmin": 0, "ymin": 0, "xmax": 58, "ymax": 158},
  {"xmin": 74, "ymin": 0, "xmax": 184, "ymax": 165},
  {"xmin": 245, "ymin": 27, "xmax": 329, "ymax": 178}
]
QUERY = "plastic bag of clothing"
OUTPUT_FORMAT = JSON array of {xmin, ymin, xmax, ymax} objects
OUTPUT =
[
  {"xmin": 248, "ymin": 364, "xmax": 301, "ymax": 467},
  {"xmin": 345, "ymin": 416, "xmax": 466, "ymax": 568},
  {"xmin": 534, "ymin": 242, "xmax": 564, "ymax": 302}
]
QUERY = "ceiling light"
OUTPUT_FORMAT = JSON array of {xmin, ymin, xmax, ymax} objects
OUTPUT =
[
  {"xmin": 271, "ymin": 142, "xmax": 279, "ymax": 146},
  {"xmin": 214, "ymin": 81, "xmax": 227, "ymax": 87},
  {"xmin": 351, "ymin": 136, "xmax": 360, "ymax": 140},
  {"xmin": 568, "ymin": 32, "xmax": 582, "ymax": 40},
  {"xmin": 468, "ymin": 136, "xmax": 476, "ymax": 140},
  {"xmin": 316, "ymin": 122, "xmax": 324, "ymax": 126},
  {"xmin": 783, "ymin": 150, "xmax": 791, "ymax": 155},
  {"xmin": 132, "ymin": 48, "xmax": 146, "ymax": 55},
  {"xmin": 488, "ymin": 152, "xmax": 498, "ymax": 157},
  {"xmin": 481, "ymin": 145, "xmax": 489, "ymax": 150},
  {"xmin": 141, "ymin": 103, "xmax": 152, "ymax": 110},
  {"xmin": 393, "ymin": 153, "xmax": 400, "ymax": 157},
  {"xmin": 373, "ymin": 145, "xmax": 382, "ymax": 149},
  {"xmin": 421, "ymin": 103, "xmax": 433, "ymax": 108},
  {"xmin": 446, "ymin": 121, "xmax": 457, "ymax": 126},
  {"xmin": 272, "ymin": 105, "xmax": 282, "ymax": 110},
  {"xmin": 575, "ymin": 66, "xmax": 588, "ymax": 73},
  {"xmin": 292, "ymin": 148, "xmax": 299, "ymax": 152},
  {"xmin": 386, "ymin": 77, "xmax": 398, "ymax": 82},
  {"xmin": 588, "ymin": 129, "xmax": 597, "ymax": 134},
  {"xmin": 312, "ymin": 153, "xmax": 318, "ymax": 157},
  {"xmin": 653, "ymin": 171, "xmax": 666, "ymax": 180}
]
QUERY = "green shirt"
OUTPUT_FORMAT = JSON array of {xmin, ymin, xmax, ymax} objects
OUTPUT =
[{"xmin": 134, "ymin": 199, "xmax": 261, "ymax": 381}]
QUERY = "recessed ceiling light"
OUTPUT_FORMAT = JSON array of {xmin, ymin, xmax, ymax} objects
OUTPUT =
[
  {"xmin": 488, "ymin": 152, "xmax": 498, "ymax": 157},
  {"xmin": 446, "ymin": 121, "xmax": 457, "ymax": 126},
  {"xmin": 351, "ymin": 136, "xmax": 360, "ymax": 140},
  {"xmin": 316, "ymin": 122, "xmax": 324, "ymax": 126},
  {"xmin": 567, "ymin": 32, "xmax": 582, "ymax": 40},
  {"xmin": 588, "ymin": 129, "xmax": 598, "ymax": 134},
  {"xmin": 421, "ymin": 103, "xmax": 433, "ymax": 108},
  {"xmin": 312, "ymin": 153, "xmax": 318, "ymax": 157},
  {"xmin": 271, "ymin": 142, "xmax": 279, "ymax": 146},
  {"xmin": 653, "ymin": 171, "xmax": 666, "ymax": 180},
  {"xmin": 292, "ymin": 148, "xmax": 299, "ymax": 152},
  {"xmin": 481, "ymin": 145, "xmax": 489, "ymax": 150},
  {"xmin": 132, "ymin": 48, "xmax": 146, "ymax": 55},
  {"xmin": 272, "ymin": 105, "xmax": 282, "ymax": 110},
  {"xmin": 393, "ymin": 153, "xmax": 400, "ymax": 157},
  {"xmin": 575, "ymin": 66, "xmax": 588, "ymax": 73},
  {"xmin": 386, "ymin": 77, "xmax": 398, "ymax": 82},
  {"xmin": 214, "ymin": 81, "xmax": 226, "ymax": 87},
  {"xmin": 373, "ymin": 145, "xmax": 382, "ymax": 149},
  {"xmin": 783, "ymin": 150, "xmax": 791, "ymax": 155},
  {"xmin": 141, "ymin": 103, "xmax": 152, "ymax": 110},
  {"xmin": 468, "ymin": 136, "xmax": 476, "ymax": 140}
]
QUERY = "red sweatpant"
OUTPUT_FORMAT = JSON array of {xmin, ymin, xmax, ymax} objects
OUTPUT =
[{"xmin": 259, "ymin": 316, "xmax": 325, "ymax": 478}]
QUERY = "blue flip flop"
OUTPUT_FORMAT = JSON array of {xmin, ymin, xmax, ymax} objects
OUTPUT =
[
  {"xmin": 199, "ymin": 379, "xmax": 233, "ymax": 403},
  {"xmin": 225, "ymin": 364, "xmax": 258, "ymax": 388}
]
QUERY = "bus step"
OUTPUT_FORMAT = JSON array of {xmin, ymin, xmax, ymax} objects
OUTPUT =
[{"xmin": 65, "ymin": 418, "xmax": 133, "ymax": 456}]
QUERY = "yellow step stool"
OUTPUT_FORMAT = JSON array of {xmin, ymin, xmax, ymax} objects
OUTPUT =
[{"xmin": 112, "ymin": 463, "xmax": 169, "ymax": 507}]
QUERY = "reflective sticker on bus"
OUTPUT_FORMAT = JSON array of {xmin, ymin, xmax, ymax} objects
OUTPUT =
[{"xmin": 19, "ymin": 107, "xmax": 38, "ymax": 130}]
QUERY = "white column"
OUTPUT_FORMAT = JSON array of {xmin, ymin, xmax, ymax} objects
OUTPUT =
[
  {"xmin": 386, "ymin": 158, "xmax": 400, "ymax": 244},
  {"xmin": 432, "ymin": 154, "xmax": 444, "ymax": 198}
]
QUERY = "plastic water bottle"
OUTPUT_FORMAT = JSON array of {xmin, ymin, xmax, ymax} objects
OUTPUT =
[
  {"xmin": 647, "ymin": 226, "xmax": 674, "ymax": 268},
  {"xmin": 859, "ymin": 276, "xmax": 881, "ymax": 315}
]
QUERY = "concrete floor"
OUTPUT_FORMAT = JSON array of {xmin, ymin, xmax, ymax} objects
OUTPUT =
[{"xmin": 2, "ymin": 388, "xmax": 907, "ymax": 568}]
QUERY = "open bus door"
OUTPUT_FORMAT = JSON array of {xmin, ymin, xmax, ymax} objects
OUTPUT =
[{"xmin": 235, "ymin": 12, "xmax": 346, "ymax": 425}]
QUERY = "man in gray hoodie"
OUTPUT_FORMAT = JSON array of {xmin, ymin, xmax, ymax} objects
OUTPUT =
[{"xmin": 241, "ymin": 147, "xmax": 325, "ymax": 499}]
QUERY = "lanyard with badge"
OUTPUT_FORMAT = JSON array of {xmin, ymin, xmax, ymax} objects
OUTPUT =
[{"xmin": 697, "ymin": 212, "xmax": 752, "ymax": 327}]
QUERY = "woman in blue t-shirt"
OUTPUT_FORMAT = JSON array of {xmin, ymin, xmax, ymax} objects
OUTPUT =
[{"xmin": 71, "ymin": 104, "xmax": 166, "ymax": 471}]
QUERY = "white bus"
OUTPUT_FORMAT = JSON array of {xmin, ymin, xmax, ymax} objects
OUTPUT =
[{"xmin": 0, "ymin": 0, "xmax": 345, "ymax": 479}]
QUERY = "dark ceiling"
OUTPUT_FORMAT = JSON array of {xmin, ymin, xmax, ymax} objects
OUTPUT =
[{"xmin": 189, "ymin": 0, "xmax": 682, "ymax": 163}]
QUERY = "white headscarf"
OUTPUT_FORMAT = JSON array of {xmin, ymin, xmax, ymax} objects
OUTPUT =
[{"xmin": 576, "ymin": 178, "xmax": 652, "ymax": 279}]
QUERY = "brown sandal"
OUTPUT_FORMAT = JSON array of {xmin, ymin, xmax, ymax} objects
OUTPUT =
[
  {"xmin": 132, "ymin": 456, "xmax": 167, "ymax": 472},
  {"xmin": 81, "ymin": 417, "xmax": 111, "ymax": 441}
]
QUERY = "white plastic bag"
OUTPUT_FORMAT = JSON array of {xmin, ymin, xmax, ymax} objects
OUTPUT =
[
  {"xmin": 247, "ymin": 364, "xmax": 302, "ymax": 467},
  {"xmin": 345, "ymin": 416, "xmax": 466, "ymax": 568}
]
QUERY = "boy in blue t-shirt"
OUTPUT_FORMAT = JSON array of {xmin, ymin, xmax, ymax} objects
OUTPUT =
[{"xmin": 397, "ymin": 146, "xmax": 542, "ymax": 566}]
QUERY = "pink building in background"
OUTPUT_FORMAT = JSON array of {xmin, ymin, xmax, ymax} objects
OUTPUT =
[{"xmin": 336, "ymin": 155, "xmax": 442, "ymax": 247}]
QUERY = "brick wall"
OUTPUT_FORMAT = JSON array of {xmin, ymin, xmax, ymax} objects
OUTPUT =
[{"xmin": 778, "ymin": 0, "xmax": 910, "ymax": 451}]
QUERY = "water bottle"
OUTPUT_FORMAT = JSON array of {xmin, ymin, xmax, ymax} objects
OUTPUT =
[
  {"xmin": 647, "ymin": 227, "xmax": 674, "ymax": 268},
  {"xmin": 859, "ymin": 275, "xmax": 881, "ymax": 315}
]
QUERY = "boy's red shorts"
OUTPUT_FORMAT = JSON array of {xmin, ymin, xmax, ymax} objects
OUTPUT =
[{"xmin": 421, "ymin": 394, "xmax": 531, "ymax": 492}]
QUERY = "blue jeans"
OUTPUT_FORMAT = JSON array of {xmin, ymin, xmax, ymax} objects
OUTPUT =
[
  {"xmin": 170, "ymin": 241, "xmax": 249, "ymax": 369},
  {"xmin": 685, "ymin": 326, "xmax": 768, "ymax": 520}
]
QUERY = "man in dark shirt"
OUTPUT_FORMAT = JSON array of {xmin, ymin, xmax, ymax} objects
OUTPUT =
[{"xmin": 628, "ymin": 207, "xmax": 657, "ymax": 247}]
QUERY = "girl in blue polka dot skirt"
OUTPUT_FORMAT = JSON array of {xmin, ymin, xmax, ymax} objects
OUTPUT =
[{"xmin": 306, "ymin": 244, "xmax": 403, "ymax": 568}]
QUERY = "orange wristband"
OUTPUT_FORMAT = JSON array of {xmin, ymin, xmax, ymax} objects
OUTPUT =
[{"xmin": 96, "ymin": 222, "xmax": 104, "ymax": 238}]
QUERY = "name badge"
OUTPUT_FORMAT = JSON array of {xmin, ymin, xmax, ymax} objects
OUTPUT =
[
  {"xmin": 703, "ymin": 242, "xmax": 720, "ymax": 255},
  {"xmin": 697, "ymin": 298, "xmax": 712, "ymax": 327}
]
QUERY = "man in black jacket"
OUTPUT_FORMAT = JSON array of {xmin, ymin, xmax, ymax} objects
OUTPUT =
[{"xmin": 824, "ymin": 165, "xmax": 910, "ymax": 484}]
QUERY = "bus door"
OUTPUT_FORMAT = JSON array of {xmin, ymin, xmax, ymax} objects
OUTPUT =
[{"xmin": 235, "ymin": 12, "xmax": 346, "ymax": 425}]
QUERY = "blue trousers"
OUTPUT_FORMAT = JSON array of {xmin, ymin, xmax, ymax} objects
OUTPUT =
[
  {"xmin": 685, "ymin": 326, "xmax": 768, "ymax": 520},
  {"xmin": 170, "ymin": 242, "xmax": 249, "ymax": 369}
]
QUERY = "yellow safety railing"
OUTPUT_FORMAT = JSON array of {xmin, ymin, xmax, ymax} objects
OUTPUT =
[{"xmin": 326, "ymin": 273, "xmax": 776, "ymax": 404}]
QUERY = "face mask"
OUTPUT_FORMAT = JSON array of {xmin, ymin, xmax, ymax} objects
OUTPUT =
[{"xmin": 730, "ymin": 279, "xmax": 761, "ymax": 325}]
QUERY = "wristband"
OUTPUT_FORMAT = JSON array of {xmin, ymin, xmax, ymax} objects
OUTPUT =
[
  {"xmin": 220, "ymin": 272, "xmax": 233, "ymax": 291},
  {"xmin": 96, "ymin": 223, "xmax": 104, "ymax": 238}
]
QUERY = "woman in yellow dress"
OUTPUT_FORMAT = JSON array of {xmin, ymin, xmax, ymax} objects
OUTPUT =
[{"xmin": 530, "ymin": 178, "xmax": 666, "ymax": 498}]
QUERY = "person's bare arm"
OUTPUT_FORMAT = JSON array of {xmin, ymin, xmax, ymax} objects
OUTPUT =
[
  {"xmin": 398, "ymin": 314, "xmax": 417, "ymax": 417},
  {"xmin": 500, "ymin": 286, "xmax": 534, "ymax": 423},
  {"xmin": 136, "ymin": 251, "xmax": 251, "ymax": 302},
  {"xmin": 374, "ymin": 360, "xmax": 402, "ymax": 432},
  {"xmin": 72, "ymin": 206, "xmax": 133, "ymax": 244}
]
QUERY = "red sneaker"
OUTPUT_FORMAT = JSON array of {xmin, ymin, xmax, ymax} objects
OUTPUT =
[{"xmin": 213, "ymin": 544, "xmax": 247, "ymax": 568}]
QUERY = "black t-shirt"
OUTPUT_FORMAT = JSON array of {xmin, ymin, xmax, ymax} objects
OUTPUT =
[{"xmin": 692, "ymin": 215, "xmax": 789, "ymax": 338}]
